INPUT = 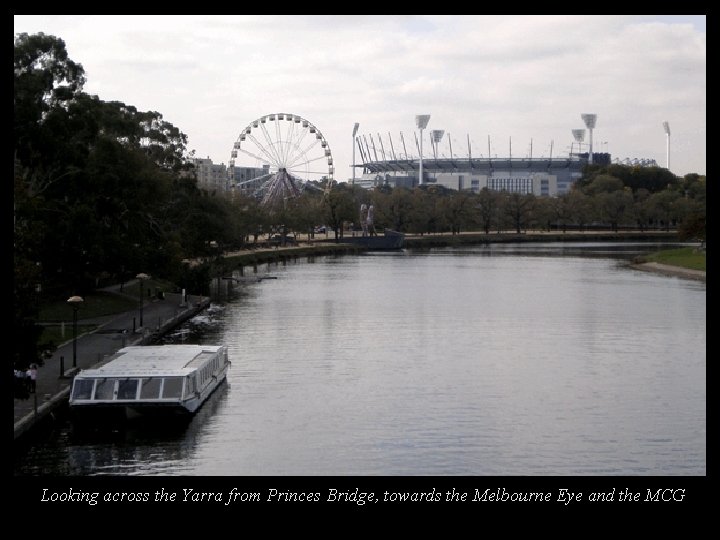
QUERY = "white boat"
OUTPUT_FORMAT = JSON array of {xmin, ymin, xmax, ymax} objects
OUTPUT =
[{"xmin": 69, "ymin": 344, "xmax": 230, "ymax": 421}]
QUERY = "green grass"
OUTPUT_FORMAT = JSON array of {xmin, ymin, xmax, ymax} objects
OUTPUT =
[
  {"xmin": 36, "ymin": 277, "xmax": 175, "ymax": 350},
  {"xmin": 38, "ymin": 324, "xmax": 98, "ymax": 349},
  {"xmin": 641, "ymin": 247, "xmax": 706, "ymax": 272},
  {"xmin": 39, "ymin": 291, "xmax": 139, "ymax": 322},
  {"xmin": 36, "ymin": 291, "xmax": 133, "ymax": 349},
  {"xmin": 38, "ymin": 278, "xmax": 175, "ymax": 322}
]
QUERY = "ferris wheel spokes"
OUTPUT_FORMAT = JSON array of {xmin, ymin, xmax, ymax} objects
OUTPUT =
[
  {"xmin": 231, "ymin": 113, "xmax": 334, "ymax": 206},
  {"xmin": 244, "ymin": 131, "xmax": 280, "ymax": 167}
]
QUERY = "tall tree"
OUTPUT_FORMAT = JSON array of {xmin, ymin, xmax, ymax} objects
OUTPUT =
[
  {"xmin": 475, "ymin": 188, "xmax": 501, "ymax": 234},
  {"xmin": 503, "ymin": 192, "xmax": 535, "ymax": 234}
]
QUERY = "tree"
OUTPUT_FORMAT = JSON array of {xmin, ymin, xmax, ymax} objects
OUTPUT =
[
  {"xmin": 565, "ymin": 189, "xmax": 592, "ymax": 231},
  {"xmin": 292, "ymin": 192, "xmax": 324, "ymax": 241},
  {"xmin": 322, "ymin": 184, "xmax": 356, "ymax": 239},
  {"xmin": 502, "ymin": 192, "xmax": 535, "ymax": 234},
  {"xmin": 406, "ymin": 187, "xmax": 437, "ymax": 234},
  {"xmin": 14, "ymin": 32, "xmax": 86, "ymax": 156},
  {"xmin": 594, "ymin": 188, "xmax": 634, "ymax": 231},
  {"xmin": 647, "ymin": 190, "xmax": 681, "ymax": 231},
  {"xmin": 475, "ymin": 188, "xmax": 501, "ymax": 234},
  {"xmin": 632, "ymin": 188, "xmax": 652, "ymax": 232},
  {"xmin": 535, "ymin": 196, "xmax": 568, "ymax": 232},
  {"xmin": 583, "ymin": 174, "xmax": 624, "ymax": 196},
  {"xmin": 678, "ymin": 214, "xmax": 705, "ymax": 243},
  {"xmin": 438, "ymin": 190, "xmax": 475, "ymax": 234},
  {"xmin": 578, "ymin": 163, "xmax": 678, "ymax": 194},
  {"xmin": 375, "ymin": 187, "xmax": 414, "ymax": 233}
]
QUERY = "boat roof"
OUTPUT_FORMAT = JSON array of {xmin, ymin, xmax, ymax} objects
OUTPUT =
[{"xmin": 76, "ymin": 345, "xmax": 225, "ymax": 378}]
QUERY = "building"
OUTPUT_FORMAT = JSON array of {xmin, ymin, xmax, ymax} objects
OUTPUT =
[
  {"xmin": 186, "ymin": 158, "xmax": 271, "ymax": 195},
  {"xmin": 229, "ymin": 164, "xmax": 271, "ymax": 197},
  {"xmin": 354, "ymin": 156, "xmax": 589, "ymax": 197},
  {"xmin": 193, "ymin": 158, "xmax": 228, "ymax": 192}
]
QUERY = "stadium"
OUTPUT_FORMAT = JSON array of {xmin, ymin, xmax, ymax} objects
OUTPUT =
[{"xmin": 350, "ymin": 114, "xmax": 655, "ymax": 196}]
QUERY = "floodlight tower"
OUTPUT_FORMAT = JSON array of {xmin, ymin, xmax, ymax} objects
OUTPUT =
[
  {"xmin": 416, "ymin": 114, "xmax": 431, "ymax": 185},
  {"xmin": 581, "ymin": 114, "xmax": 597, "ymax": 164},
  {"xmin": 663, "ymin": 121, "xmax": 671, "ymax": 170},
  {"xmin": 571, "ymin": 129, "xmax": 585, "ymax": 156},
  {"xmin": 352, "ymin": 122, "xmax": 359, "ymax": 184},
  {"xmin": 431, "ymin": 129, "xmax": 445, "ymax": 159}
]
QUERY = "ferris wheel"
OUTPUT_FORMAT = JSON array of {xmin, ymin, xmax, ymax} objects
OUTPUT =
[{"xmin": 230, "ymin": 113, "xmax": 334, "ymax": 206}]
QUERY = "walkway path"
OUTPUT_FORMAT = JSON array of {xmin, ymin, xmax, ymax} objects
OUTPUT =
[{"xmin": 14, "ymin": 283, "xmax": 209, "ymax": 440}]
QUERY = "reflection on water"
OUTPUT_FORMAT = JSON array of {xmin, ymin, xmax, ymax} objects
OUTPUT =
[
  {"xmin": 17, "ymin": 382, "xmax": 230, "ymax": 476},
  {"xmin": 14, "ymin": 242, "xmax": 705, "ymax": 476}
]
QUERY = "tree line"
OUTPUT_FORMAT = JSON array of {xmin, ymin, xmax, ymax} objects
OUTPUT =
[{"xmin": 13, "ymin": 32, "xmax": 705, "ymax": 369}]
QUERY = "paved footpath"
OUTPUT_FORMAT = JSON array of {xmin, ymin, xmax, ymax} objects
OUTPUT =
[{"xmin": 14, "ymin": 285, "xmax": 209, "ymax": 440}]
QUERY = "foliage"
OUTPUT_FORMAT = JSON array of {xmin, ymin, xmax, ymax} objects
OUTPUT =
[{"xmin": 578, "ymin": 164, "xmax": 679, "ymax": 194}]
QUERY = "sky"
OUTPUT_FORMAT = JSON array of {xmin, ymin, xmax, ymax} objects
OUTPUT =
[{"xmin": 13, "ymin": 15, "xmax": 706, "ymax": 179}]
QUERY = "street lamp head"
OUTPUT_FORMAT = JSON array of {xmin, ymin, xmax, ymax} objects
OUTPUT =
[
  {"xmin": 416, "ymin": 115, "xmax": 430, "ymax": 130},
  {"xmin": 67, "ymin": 295, "xmax": 84, "ymax": 306}
]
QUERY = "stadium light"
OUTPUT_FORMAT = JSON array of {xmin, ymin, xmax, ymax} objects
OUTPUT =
[
  {"xmin": 571, "ymin": 129, "xmax": 585, "ymax": 156},
  {"xmin": 662, "ymin": 121, "xmax": 671, "ymax": 170},
  {"xmin": 416, "ymin": 115, "xmax": 430, "ymax": 185},
  {"xmin": 431, "ymin": 130, "xmax": 445, "ymax": 159},
  {"xmin": 581, "ymin": 114, "xmax": 597, "ymax": 164}
]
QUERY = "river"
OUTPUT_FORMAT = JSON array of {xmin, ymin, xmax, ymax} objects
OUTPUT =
[{"xmin": 14, "ymin": 241, "xmax": 706, "ymax": 476}]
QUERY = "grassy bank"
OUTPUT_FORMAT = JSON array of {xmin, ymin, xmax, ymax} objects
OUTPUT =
[
  {"xmin": 637, "ymin": 246, "xmax": 706, "ymax": 272},
  {"xmin": 36, "ymin": 278, "xmax": 174, "ymax": 350}
]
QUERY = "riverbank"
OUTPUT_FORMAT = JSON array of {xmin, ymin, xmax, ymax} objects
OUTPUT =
[
  {"xmin": 631, "ymin": 261, "xmax": 706, "ymax": 281},
  {"xmin": 221, "ymin": 230, "xmax": 703, "ymax": 282},
  {"xmin": 220, "ymin": 229, "xmax": 682, "ymax": 261}
]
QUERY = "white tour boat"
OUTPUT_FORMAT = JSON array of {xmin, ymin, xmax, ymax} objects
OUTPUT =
[{"xmin": 69, "ymin": 344, "xmax": 230, "ymax": 421}]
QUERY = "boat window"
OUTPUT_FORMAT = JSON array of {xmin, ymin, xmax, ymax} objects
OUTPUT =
[
  {"xmin": 117, "ymin": 379, "xmax": 139, "ymax": 400},
  {"xmin": 94, "ymin": 378, "xmax": 115, "ymax": 400},
  {"xmin": 72, "ymin": 379, "xmax": 95, "ymax": 400},
  {"xmin": 162, "ymin": 377, "xmax": 183, "ymax": 399},
  {"xmin": 140, "ymin": 378, "xmax": 162, "ymax": 399},
  {"xmin": 186, "ymin": 375, "xmax": 196, "ymax": 395}
]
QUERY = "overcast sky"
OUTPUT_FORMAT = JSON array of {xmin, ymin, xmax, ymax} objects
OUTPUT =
[{"xmin": 14, "ymin": 15, "xmax": 706, "ymax": 179}]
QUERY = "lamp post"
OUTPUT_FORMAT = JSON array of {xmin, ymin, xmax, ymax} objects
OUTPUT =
[
  {"xmin": 136, "ymin": 272, "xmax": 150, "ymax": 328},
  {"xmin": 352, "ymin": 122, "xmax": 359, "ymax": 184},
  {"xmin": 416, "ymin": 114, "xmax": 430, "ymax": 185},
  {"xmin": 67, "ymin": 295, "xmax": 84, "ymax": 368}
]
